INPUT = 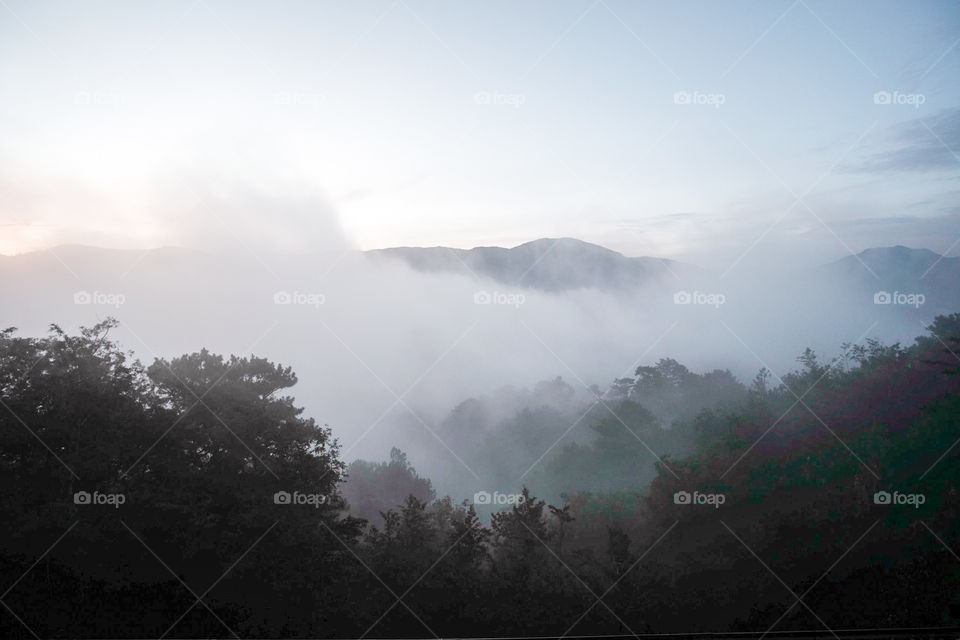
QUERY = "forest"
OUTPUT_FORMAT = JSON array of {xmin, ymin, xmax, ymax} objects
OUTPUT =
[{"xmin": 0, "ymin": 315, "xmax": 958, "ymax": 638}]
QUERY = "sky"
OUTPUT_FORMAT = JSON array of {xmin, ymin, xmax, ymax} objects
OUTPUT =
[{"xmin": 1, "ymin": 0, "xmax": 959, "ymax": 268}]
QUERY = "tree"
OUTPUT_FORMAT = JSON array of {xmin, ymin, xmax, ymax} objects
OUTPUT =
[
  {"xmin": 341, "ymin": 447, "xmax": 435, "ymax": 525},
  {"xmin": 490, "ymin": 487, "xmax": 552, "ymax": 589},
  {"xmin": 549, "ymin": 504, "xmax": 575, "ymax": 555},
  {"xmin": 0, "ymin": 322, "xmax": 366, "ymax": 637}
]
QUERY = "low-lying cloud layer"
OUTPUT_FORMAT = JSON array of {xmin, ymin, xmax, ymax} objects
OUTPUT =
[{"xmin": 2, "ymin": 237, "xmax": 955, "ymax": 501}]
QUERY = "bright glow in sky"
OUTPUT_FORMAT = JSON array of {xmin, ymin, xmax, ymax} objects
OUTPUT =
[{"xmin": 1, "ymin": 0, "xmax": 958, "ymax": 266}]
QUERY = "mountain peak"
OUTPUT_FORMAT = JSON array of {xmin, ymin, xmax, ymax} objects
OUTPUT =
[
  {"xmin": 821, "ymin": 245, "xmax": 958, "ymax": 292},
  {"xmin": 856, "ymin": 245, "xmax": 942, "ymax": 261},
  {"xmin": 368, "ymin": 237, "xmax": 685, "ymax": 292},
  {"xmin": 513, "ymin": 237, "xmax": 617, "ymax": 251}
]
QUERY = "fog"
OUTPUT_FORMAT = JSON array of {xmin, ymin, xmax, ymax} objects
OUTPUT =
[
  {"xmin": 3, "ymin": 1, "xmax": 959, "ymax": 634},
  {"xmin": 1, "ymin": 237, "xmax": 949, "ymax": 505}
]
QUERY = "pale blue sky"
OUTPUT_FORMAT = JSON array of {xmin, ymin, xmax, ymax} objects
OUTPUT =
[{"xmin": 1, "ymin": 0, "xmax": 958, "ymax": 267}]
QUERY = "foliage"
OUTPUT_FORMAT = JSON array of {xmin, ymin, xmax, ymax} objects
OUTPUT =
[{"xmin": 1, "ymin": 314, "xmax": 958, "ymax": 636}]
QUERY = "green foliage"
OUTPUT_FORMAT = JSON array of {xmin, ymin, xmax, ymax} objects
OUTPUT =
[
  {"xmin": 341, "ymin": 446, "xmax": 435, "ymax": 525},
  {"xmin": 2, "ymin": 314, "xmax": 959, "ymax": 636},
  {"xmin": 0, "ymin": 320, "xmax": 364, "ymax": 637}
]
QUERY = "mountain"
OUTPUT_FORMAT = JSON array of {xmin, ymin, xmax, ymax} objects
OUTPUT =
[
  {"xmin": 821, "ymin": 245, "xmax": 954, "ymax": 279},
  {"xmin": 366, "ymin": 237, "xmax": 693, "ymax": 292},
  {"xmin": 818, "ymin": 245, "xmax": 960, "ymax": 319},
  {"xmin": 2, "ymin": 239, "xmax": 957, "ymax": 463}
]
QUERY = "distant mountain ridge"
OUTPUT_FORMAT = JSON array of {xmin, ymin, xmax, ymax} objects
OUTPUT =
[
  {"xmin": 820, "ymin": 244, "xmax": 959, "ymax": 289},
  {"xmin": 4, "ymin": 240, "xmax": 957, "ymax": 301},
  {"xmin": 367, "ymin": 237, "xmax": 693, "ymax": 292},
  {"xmin": 818, "ymin": 244, "xmax": 960, "ymax": 317},
  {"xmin": 823, "ymin": 245, "xmax": 957, "ymax": 279}
]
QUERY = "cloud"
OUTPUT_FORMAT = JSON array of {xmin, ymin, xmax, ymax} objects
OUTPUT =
[
  {"xmin": 843, "ymin": 108, "xmax": 960, "ymax": 174},
  {"xmin": 168, "ymin": 176, "xmax": 354, "ymax": 254},
  {"xmin": 0, "ymin": 168, "xmax": 354, "ymax": 255},
  {"xmin": 828, "ymin": 211, "xmax": 960, "ymax": 255}
]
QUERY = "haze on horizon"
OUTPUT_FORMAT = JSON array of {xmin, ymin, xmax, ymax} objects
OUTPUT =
[
  {"xmin": 2, "ymin": 5, "xmax": 960, "ymax": 635},
  {"xmin": 1, "ymin": 0, "xmax": 959, "ymax": 270}
]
